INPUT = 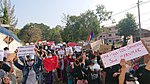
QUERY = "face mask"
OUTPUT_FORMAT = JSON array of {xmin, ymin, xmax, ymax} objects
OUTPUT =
[
  {"xmin": 27, "ymin": 61, "xmax": 34, "ymax": 66},
  {"xmin": 94, "ymin": 60, "xmax": 97, "ymax": 63},
  {"xmin": 4, "ymin": 50, "xmax": 9, "ymax": 53},
  {"xmin": 47, "ymin": 55, "xmax": 52, "ymax": 58},
  {"xmin": 89, "ymin": 66, "xmax": 94, "ymax": 71},
  {"xmin": 86, "ymin": 57, "xmax": 89, "ymax": 60},
  {"xmin": 126, "ymin": 81, "xmax": 136, "ymax": 84},
  {"xmin": 4, "ymin": 50, "xmax": 10, "ymax": 56},
  {"xmin": 73, "ymin": 56, "xmax": 76, "ymax": 59},
  {"xmin": 45, "ymin": 46, "xmax": 48, "ymax": 50}
]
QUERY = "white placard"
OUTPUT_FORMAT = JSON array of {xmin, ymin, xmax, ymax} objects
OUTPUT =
[
  {"xmin": 0, "ymin": 50, "xmax": 4, "ymax": 61},
  {"xmin": 58, "ymin": 50, "xmax": 65, "ymax": 56},
  {"xmin": 74, "ymin": 46, "xmax": 82, "ymax": 52},
  {"xmin": 101, "ymin": 41, "xmax": 149, "ymax": 68},
  {"xmin": 65, "ymin": 47, "xmax": 73, "ymax": 55},
  {"xmin": 17, "ymin": 45, "xmax": 35, "ymax": 57},
  {"xmin": 90, "ymin": 40, "xmax": 102, "ymax": 52}
]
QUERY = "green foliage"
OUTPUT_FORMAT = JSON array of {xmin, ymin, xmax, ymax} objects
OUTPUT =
[
  {"xmin": 28, "ymin": 23, "xmax": 50, "ymax": 40},
  {"xmin": 96, "ymin": 4, "xmax": 112, "ymax": 23},
  {"xmin": 12, "ymin": 28, "xmax": 20, "ymax": 36},
  {"xmin": 0, "ymin": 0, "xmax": 18, "ymax": 30},
  {"xmin": 117, "ymin": 13, "xmax": 137, "ymax": 46},
  {"xmin": 18, "ymin": 23, "xmax": 42, "ymax": 43},
  {"xmin": 19, "ymin": 23, "xmax": 63, "ymax": 43},
  {"xmin": 3, "ymin": 7, "xmax": 9, "ymax": 24},
  {"xmin": 49, "ymin": 25, "xmax": 63, "ymax": 43},
  {"xmin": 61, "ymin": 10, "xmax": 101, "ymax": 42}
]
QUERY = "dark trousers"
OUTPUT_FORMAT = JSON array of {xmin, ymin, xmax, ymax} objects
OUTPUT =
[{"xmin": 44, "ymin": 71, "xmax": 53, "ymax": 84}]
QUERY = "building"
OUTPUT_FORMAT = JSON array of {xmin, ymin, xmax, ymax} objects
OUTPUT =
[
  {"xmin": 133, "ymin": 29, "xmax": 150, "ymax": 42},
  {"xmin": 0, "ymin": 26, "xmax": 21, "ymax": 52},
  {"xmin": 98, "ymin": 24, "xmax": 122, "ymax": 44}
]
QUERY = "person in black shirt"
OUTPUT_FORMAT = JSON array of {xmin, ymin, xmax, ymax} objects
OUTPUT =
[
  {"xmin": 138, "ymin": 59, "xmax": 150, "ymax": 84},
  {"xmin": 104, "ymin": 64, "xmax": 121, "ymax": 84},
  {"xmin": 0, "ymin": 61, "xmax": 11, "ymax": 73}
]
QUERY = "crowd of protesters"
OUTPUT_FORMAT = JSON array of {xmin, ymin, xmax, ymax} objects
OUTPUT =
[{"xmin": 0, "ymin": 41, "xmax": 150, "ymax": 84}]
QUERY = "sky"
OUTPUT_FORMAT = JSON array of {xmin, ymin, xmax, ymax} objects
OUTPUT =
[{"xmin": 12, "ymin": 0, "xmax": 150, "ymax": 30}]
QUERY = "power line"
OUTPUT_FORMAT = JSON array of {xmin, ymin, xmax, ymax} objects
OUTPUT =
[
  {"xmin": 141, "ymin": 11, "xmax": 150, "ymax": 16},
  {"xmin": 112, "ymin": 0, "xmax": 150, "ymax": 17},
  {"xmin": 141, "ymin": 18, "xmax": 150, "ymax": 23},
  {"xmin": 112, "ymin": 6, "xmax": 136, "ymax": 16}
]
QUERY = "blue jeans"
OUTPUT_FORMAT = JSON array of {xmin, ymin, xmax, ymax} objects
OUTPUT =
[
  {"xmin": 38, "ymin": 72, "xmax": 43, "ymax": 84},
  {"xmin": 68, "ymin": 79, "xmax": 73, "ymax": 84}
]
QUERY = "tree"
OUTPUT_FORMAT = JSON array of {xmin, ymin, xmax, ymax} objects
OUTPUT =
[
  {"xmin": 18, "ymin": 23, "xmax": 63, "ymax": 43},
  {"xmin": 96, "ymin": 4, "xmax": 112, "ymax": 23},
  {"xmin": 13, "ymin": 28, "xmax": 20, "ymax": 36},
  {"xmin": 117, "ymin": 13, "xmax": 137, "ymax": 46},
  {"xmin": 49, "ymin": 25, "xmax": 63, "ymax": 43},
  {"xmin": 0, "ymin": 0, "xmax": 18, "ymax": 30},
  {"xmin": 61, "ymin": 10, "xmax": 101, "ymax": 42},
  {"xmin": 29, "ymin": 23, "xmax": 50, "ymax": 40},
  {"xmin": 18, "ymin": 23, "xmax": 42, "ymax": 43}
]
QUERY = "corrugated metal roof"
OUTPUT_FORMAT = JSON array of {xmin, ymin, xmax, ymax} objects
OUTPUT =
[{"xmin": 0, "ymin": 26, "xmax": 20, "ymax": 42}]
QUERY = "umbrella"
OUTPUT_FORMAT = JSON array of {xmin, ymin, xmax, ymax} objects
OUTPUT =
[
  {"xmin": 67, "ymin": 42, "xmax": 78, "ymax": 47},
  {"xmin": 47, "ymin": 41, "xmax": 54, "ymax": 46}
]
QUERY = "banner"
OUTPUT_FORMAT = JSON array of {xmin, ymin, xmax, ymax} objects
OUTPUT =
[
  {"xmin": 99, "ymin": 44, "xmax": 111, "ymax": 53},
  {"xmin": 0, "ymin": 50, "xmax": 4, "ymax": 61},
  {"xmin": 90, "ymin": 40, "xmax": 102, "ymax": 52},
  {"xmin": 17, "ymin": 45, "xmax": 35, "ymax": 57},
  {"xmin": 101, "ymin": 41, "xmax": 149, "ymax": 68}
]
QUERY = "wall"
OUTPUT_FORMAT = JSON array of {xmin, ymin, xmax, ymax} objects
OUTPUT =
[{"xmin": 0, "ymin": 33, "xmax": 22, "ymax": 52}]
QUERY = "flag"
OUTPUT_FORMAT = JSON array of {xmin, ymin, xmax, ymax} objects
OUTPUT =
[
  {"xmin": 43, "ymin": 56, "xmax": 58, "ymax": 72},
  {"xmin": 88, "ymin": 32, "xmax": 94, "ymax": 41}
]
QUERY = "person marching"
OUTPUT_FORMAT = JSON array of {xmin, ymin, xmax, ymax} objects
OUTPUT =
[{"xmin": 13, "ymin": 49, "xmax": 42, "ymax": 84}]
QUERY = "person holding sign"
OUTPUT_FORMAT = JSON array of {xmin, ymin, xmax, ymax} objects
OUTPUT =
[{"xmin": 13, "ymin": 49, "xmax": 42, "ymax": 84}]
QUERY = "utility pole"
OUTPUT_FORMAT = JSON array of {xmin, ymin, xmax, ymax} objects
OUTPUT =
[{"xmin": 137, "ymin": 0, "xmax": 142, "ymax": 40}]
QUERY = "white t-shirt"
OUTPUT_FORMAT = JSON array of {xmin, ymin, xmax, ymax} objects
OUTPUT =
[{"xmin": 26, "ymin": 68, "xmax": 38, "ymax": 84}]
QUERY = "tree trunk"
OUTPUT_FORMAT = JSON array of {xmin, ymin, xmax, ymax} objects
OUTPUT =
[{"xmin": 123, "ymin": 36, "xmax": 127, "ymax": 47}]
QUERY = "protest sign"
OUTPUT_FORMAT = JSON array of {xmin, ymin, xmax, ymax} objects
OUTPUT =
[
  {"xmin": 74, "ymin": 46, "xmax": 82, "ymax": 52},
  {"xmin": 0, "ymin": 50, "xmax": 4, "ymax": 61},
  {"xmin": 141, "ymin": 37, "xmax": 150, "ymax": 50},
  {"xmin": 90, "ymin": 40, "xmax": 102, "ymax": 52},
  {"xmin": 65, "ymin": 47, "xmax": 73, "ymax": 55},
  {"xmin": 82, "ymin": 43, "xmax": 91, "ymax": 50},
  {"xmin": 65, "ymin": 47, "xmax": 70, "ymax": 55},
  {"xmin": 17, "ymin": 45, "xmax": 35, "ymax": 57},
  {"xmin": 58, "ymin": 50, "xmax": 65, "ymax": 56},
  {"xmin": 99, "ymin": 44, "xmax": 111, "ymax": 53},
  {"xmin": 101, "ymin": 41, "xmax": 149, "ymax": 68}
]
